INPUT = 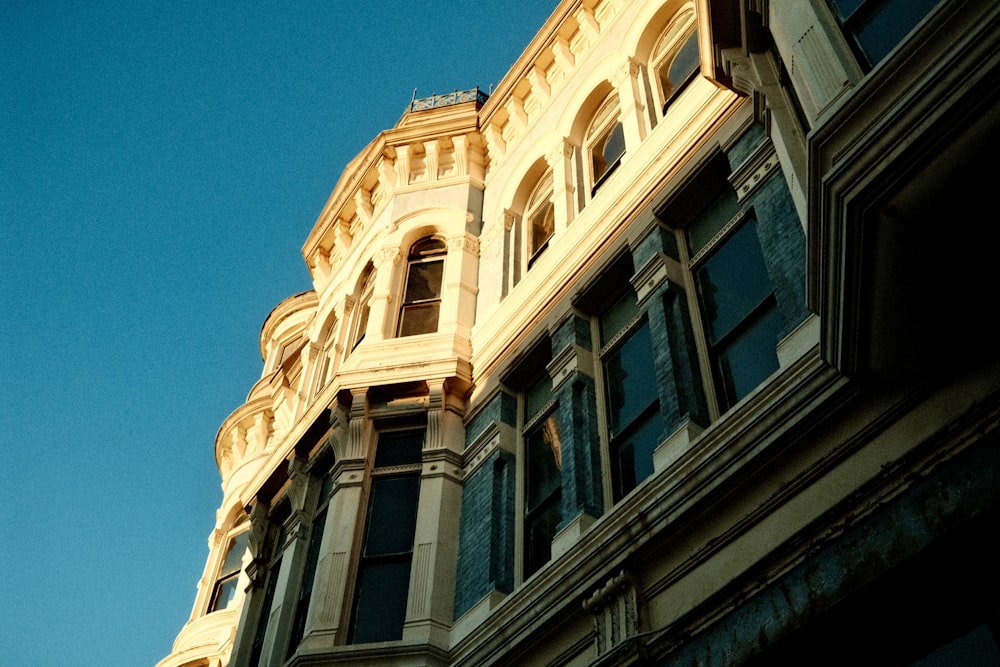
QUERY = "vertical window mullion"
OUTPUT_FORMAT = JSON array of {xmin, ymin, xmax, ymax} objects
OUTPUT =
[{"xmin": 676, "ymin": 229, "xmax": 721, "ymax": 421}]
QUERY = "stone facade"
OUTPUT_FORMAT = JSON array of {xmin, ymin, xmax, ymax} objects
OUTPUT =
[{"xmin": 160, "ymin": 1, "xmax": 1000, "ymax": 666}]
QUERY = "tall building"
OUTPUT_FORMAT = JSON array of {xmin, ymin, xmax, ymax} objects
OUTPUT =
[{"xmin": 160, "ymin": 1, "xmax": 1000, "ymax": 665}]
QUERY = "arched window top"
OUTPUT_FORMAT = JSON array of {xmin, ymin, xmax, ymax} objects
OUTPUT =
[
  {"xmin": 586, "ymin": 95, "xmax": 626, "ymax": 193},
  {"xmin": 526, "ymin": 171, "xmax": 555, "ymax": 267},
  {"xmin": 653, "ymin": 24, "xmax": 700, "ymax": 113},
  {"xmin": 351, "ymin": 263, "xmax": 376, "ymax": 350},
  {"xmin": 398, "ymin": 236, "xmax": 446, "ymax": 337},
  {"xmin": 408, "ymin": 236, "xmax": 447, "ymax": 258},
  {"xmin": 586, "ymin": 94, "xmax": 621, "ymax": 144}
]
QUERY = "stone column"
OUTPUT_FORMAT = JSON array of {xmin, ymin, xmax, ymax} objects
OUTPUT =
[
  {"xmin": 299, "ymin": 391, "xmax": 369, "ymax": 649},
  {"xmin": 547, "ymin": 139, "xmax": 577, "ymax": 231},
  {"xmin": 613, "ymin": 57, "xmax": 647, "ymax": 153},
  {"xmin": 402, "ymin": 382, "xmax": 466, "ymax": 647}
]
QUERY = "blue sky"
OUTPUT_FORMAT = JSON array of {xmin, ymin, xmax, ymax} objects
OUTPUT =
[{"xmin": 1, "ymin": 2, "xmax": 556, "ymax": 665}]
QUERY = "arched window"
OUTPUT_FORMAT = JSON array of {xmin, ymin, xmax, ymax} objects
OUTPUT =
[
  {"xmin": 526, "ymin": 171, "xmax": 555, "ymax": 268},
  {"xmin": 209, "ymin": 525, "xmax": 249, "ymax": 613},
  {"xmin": 398, "ymin": 237, "xmax": 446, "ymax": 337},
  {"xmin": 653, "ymin": 26, "xmax": 700, "ymax": 114},
  {"xmin": 586, "ymin": 95, "xmax": 626, "ymax": 195},
  {"xmin": 351, "ymin": 263, "xmax": 376, "ymax": 350}
]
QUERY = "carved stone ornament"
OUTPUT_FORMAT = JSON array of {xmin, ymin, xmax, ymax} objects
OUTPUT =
[{"xmin": 582, "ymin": 569, "xmax": 643, "ymax": 656}]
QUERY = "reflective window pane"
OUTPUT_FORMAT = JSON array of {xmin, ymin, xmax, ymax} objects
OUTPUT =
[
  {"xmin": 526, "ymin": 414, "xmax": 562, "ymax": 511},
  {"xmin": 364, "ymin": 475, "xmax": 419, "ymax": 556},
  {"xmin": 611, "ymin": 408, "xmax": 663, "ymax": 502},
  {"xmin": 854, "ymin": 0, "xmax": 939, "ymax": 65},
  {"xmin": 404, "ymin": 259, "xmax": 443, "ymax": 303},
  {"xmin": 220, "ymin": 531, "xmax": 248, "ymax": 576},
  {"xmin": 667, "ymin": 32, "xmax": 700, "ymax": 89},
  {"xmin": 687, "ymin": 187, "xmax": 739, "ymax": 254},
  {"xmin": 529, "ymin": 201, "xmax": 554, "ymax": 260},
  {"xmin": 604, "ymin": 322, "xmax": 658, "ymax": 435},
  {"xmin": 351, "ymin": 560, "xmax": 411, "ymax": 644},
  {"xmin": 525, "ymin": 491, "xmax": 562, "ymax": 577},
  {"xmin": 398, "ymin": 303, "xmax": 440, "ymax": 337},
  {"xmin": 599, "ymin": 290, "xmax": 638, "ymax": 345},
  {"xmin": 714, "ymin": 303, "xmax": 782, "ymax": 410},
  {"xmin": 374, "ymin": 431, "xmax": 423, "ymax": 467},
  {"xmin": 695, "ymin": 221, "xmax": 772, "ymax": 344}
]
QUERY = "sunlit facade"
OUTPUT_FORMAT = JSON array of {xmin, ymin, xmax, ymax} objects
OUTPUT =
[{"xmin": 160, "ymin": 1, "xmax": 1000, "ymax": 665}]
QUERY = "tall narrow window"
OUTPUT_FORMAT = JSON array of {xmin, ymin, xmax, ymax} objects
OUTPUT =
[
  {"xmin": 600, "ymin": 289, "xmax": 663, "ymax": 502},
  {"xmin": 287, "ymin": 471, "xmax": 335, "ymax": 654},
  {"xmin": 398, "ymin": 237, "xmax": 446, "ymax": 337},
  {"xmin": 247, "ymin": 505, "xmax": 289, "ymax": 667},
  {"xmin": 352, "ymin": 264, "xmax": 376, "ymax": 350},
  {"xmin": 349, "ymin": 430, "xmax": 423, "ymax": 644},
  {"xmin": 654, "ymin": 28, "xmax": 700, "ymax": 114},
  {"xmin": 523, "ymin": 372, "xmax": 562, "ymax": 578},
  {"xmin": 209, "ymin": 527, "xmax": 249, "ymax": 612},
  {"xmin": 587, "ymin": 95, "xmax": 626, "ymax": 194},
  {"xmin": 526, "ymin": 172, "xmax": 555, "ymax": 268},
  {"xmin": 689, "ymin": 207, "xmax": 782, "ymax": 412}
]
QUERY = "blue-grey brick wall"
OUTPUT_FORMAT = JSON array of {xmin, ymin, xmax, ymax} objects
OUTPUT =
[
  {"xmin": 651, "ymin": 285, "xmax": 710, "ymax": 432},
  {"xmin": 454, "ymin": 448, "xmax": 516, "ymax": 619},
  {"xmin": 749, "ymin": 173, "xmax": 809, "ymax": 337},
  {"xmin": 551, "ymin": 315, "xmax": 604, "ymax": 523},
  {"xmin": 464, "ymin": 390, "xmax": 517, "ymax": 452},
  {"xmin": 725, "ymin": 125, "xmax": 809, "ymax": 338}
]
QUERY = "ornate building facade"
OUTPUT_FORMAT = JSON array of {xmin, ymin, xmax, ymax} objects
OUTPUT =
[{"xmin": 160, "ymin": 0, "xmax": 1000, "ymax": 665}]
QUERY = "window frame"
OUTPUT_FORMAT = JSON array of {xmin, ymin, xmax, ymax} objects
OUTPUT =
[
  {"xmin": 397, "ymin": 236, "xmax": 446, "ymax": 338},
  {"xmin": 521, "ymin": 371, "xmax": 563, "ymax": 580},
  {"xmin": 351, "ymin": 263, "xmax": 376, "ymax": 350},
  {"xmin": 652, "ymin": 24, "xmax": 701, "ymax": 115},
  {"xmin": 525, "ymin": 172, "xmax": 555, "ymax": 269},
  {"xmin": 586, "ymin": 95, "xmax": 626, "ymax": 196},
  {"xmin": 597, "ymin": 290, "xmax": 663, "ymax": 502},
  {"xmin": 208, "ymin": 524, "xmax": 250, "ymax": 614},
  {"xmin": 347, "ymin": 427, "xmax": 424, "ymax": 645}
]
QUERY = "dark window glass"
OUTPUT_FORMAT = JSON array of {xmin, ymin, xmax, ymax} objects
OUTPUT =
[
  {"xmin": 830, "ymin": 0, "xmax": 940, "ymax": 68},
  {"xmin": 524, "ymin": 420, "xmax": 562, "ymax": 576},
  {"xmin": 660, "ymin": 30, "xmax": 700, "ymax": 111},
  {"xmin": 350, "ymin": 559, "xmax": 412, "ymax": 645},
  {"xmin": 373, "ymin": 430, "xmax": 423, "ymax": 467},
  {"xmin": 694, "ymin": 220, "xmax": 781, "ymax": 411},
  {"xmin": 288, "ymin": 508, "xmax": 327, "ymax": 653},
  {"xmin": 364, "ymin": 476, "xmax": 420, "ymax": 556},
  {"xmin": 593, "ymin": 122, "xmax": 626, "ymax": 187},
  {"xmin": 853, "ymin": 0, "xmax": 938, "ymax": 65},
  {"xmin": 399, "ymin": 238, "xmax": 445, "ymax": 337},
  {"xmin": 695, "ymin": 221, "xmax": 773, "ymax": 344},
  {"xmin": 714, "ymin": 303, "xmax": 782, "ymax": 409},
  {"xmin": 601, "ymin": 290, "xmax": 663, "ymax": 501},
  {"xmin": 609, "ymin": 404, "xmax": 662, "ymax": 502},
  {"xmin": 248, "ymin": 555, "xmax": 282, "ymax": 667},
  {"xmin": 604, "ymin": 321, "xmax": 658, "ymax": 436},
  {"xmin": 349, "ymin": 430, "xmax": 422, "ymax": 644}
]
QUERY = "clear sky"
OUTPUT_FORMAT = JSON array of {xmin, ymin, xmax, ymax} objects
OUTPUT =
[{"xmin": 1, "ymin": 2, "xmax": 557, "ymax": 665}]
